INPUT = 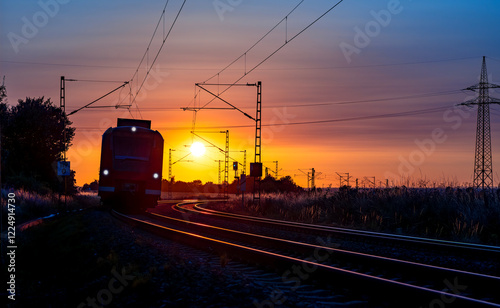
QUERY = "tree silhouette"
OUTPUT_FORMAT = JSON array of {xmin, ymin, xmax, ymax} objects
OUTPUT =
[
  {"xmin": 2, "ymin": 97, "xmax": 75, "ymax": 192},
  {"xmin": 0, "ymin": 79, "xmax": 6, "ymax": 103},
  {"xmin": 0, "ymin": 79, "xmax": 6, "ymax": 191}
]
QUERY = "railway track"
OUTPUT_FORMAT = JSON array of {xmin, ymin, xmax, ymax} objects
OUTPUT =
[
  {"xmin": 112, "ymin": 201, "xmax": 500, "ymax": 307},
  {"xmin": 189, "ymin": 202, "xmax": 500, "ymax": 257},
  {"xmin": 159, "ymin": 203, "xmax": 490, "ymax": 273},
  {"xmin": 173, "ymin": 201, "xmax": 500, "ymax": 276}
]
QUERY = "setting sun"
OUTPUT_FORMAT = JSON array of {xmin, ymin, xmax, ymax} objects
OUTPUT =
[{"xmin": 190, "ymin": 141, "xmax": 206, "ymax": 157}]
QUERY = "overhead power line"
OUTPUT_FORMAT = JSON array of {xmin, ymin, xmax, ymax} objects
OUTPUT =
[
  {"xmin": 190, "ymin": 0, "xmax": 345, "ymax": 112},
  {"xmin": 194, "ymin": 105, "xmax": 451, "ymax": 129},
  {"xmin": 201, "ymin": 0, "xmax": 305, "ymax": 84},
  {"xmin": 68, "ymin": 81, "xmax": 129, "ymax": 115},
  {"xmin": 122, "ymin": 0, "xmax": 187, "ymax": 112},
  {"xmin": 76, "ymin": 105, "xmax": 453, "ymax": 131},
  {"xmin": 80, "ymin": 89, "xmax": 459, "ymax": 112},
  {"xmin": 59, "ymin": 0, "xmax": 187, "ymax": 117},
  {"xmin": 263, "ymin": 90, "xmax": 463, "ymax": 109},
  {"xmin": 63, "ymin": 79, "xmax": 126, "ymax": 83}
]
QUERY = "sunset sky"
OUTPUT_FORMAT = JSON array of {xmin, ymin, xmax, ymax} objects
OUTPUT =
[{"xmin": 2, "ymin": 0, "xmax": 500, "ymax": 188}]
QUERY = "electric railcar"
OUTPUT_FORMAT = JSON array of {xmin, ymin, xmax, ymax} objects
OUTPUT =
[{"xmin": 98, "ymin": 118, "xmax": 164, "ymax": 212}]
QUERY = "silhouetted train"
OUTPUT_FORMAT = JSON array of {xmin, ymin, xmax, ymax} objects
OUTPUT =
[{"xmin": 98, "ymin": 118, "xmax": 164, "ymax": 212}]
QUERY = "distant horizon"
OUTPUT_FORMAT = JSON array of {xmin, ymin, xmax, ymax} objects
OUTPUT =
[{"xmin": 79, "ymin": 174, "xmax": 494, "ymax": 190}]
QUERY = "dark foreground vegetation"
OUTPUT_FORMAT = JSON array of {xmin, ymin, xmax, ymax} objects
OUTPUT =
[
  {"xmin": 218, "ymin": 186, "xmax": 500, "ymax": 246},
  {"xmin": 1, "ymin": 81, "xmax": 76, "ymax": 196},
  {"xmin": 0, "ymin": 189, "xmax": 96, "ymax": 231}
]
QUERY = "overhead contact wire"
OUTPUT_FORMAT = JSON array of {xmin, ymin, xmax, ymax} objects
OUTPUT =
[
  {"xmin": 197, "ymin": 0, "xmax": 345, "ymax": 111},
  {"xmin": 125, "ymin": 0, "xmax": 187, "ymax": 113}
]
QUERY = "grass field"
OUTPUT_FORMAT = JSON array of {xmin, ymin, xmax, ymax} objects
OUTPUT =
[
  {"xmin": 3, "ymin": 187, "xmax": 499, "ymax": 245},
  {"xmin": 218, "ymin": 187, "xmax": 500, "ymax": 245},
  {"xmin": 1, "ymin": 189, "xmax": 100, "ymax": 231}
]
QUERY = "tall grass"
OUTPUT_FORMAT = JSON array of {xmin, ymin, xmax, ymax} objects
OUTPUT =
[
  {"xmin": 1, "ymin": 189, "xmax": 100, "ymax": 230},
  {"xmin": 224, "ymin": 187, "xmax": 500, "ymax": 245}
]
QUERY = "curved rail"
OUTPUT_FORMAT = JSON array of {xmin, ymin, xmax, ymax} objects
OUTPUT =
[
  {"xmin": 187, "ymin": 202, "xmax": 500, "ymax": 255},
  {"xmin": 112, "ymin": 207, "xmax": 500, "ymax": 307}
]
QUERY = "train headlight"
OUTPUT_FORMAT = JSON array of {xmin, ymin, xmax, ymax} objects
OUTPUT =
[
  {"xmin": 103, "ymin": 169, "xmax": 109, "ymax": 176},
  {"xmin": 153, "ymin": 173, "xmax": 159, "ymax": 179},
  {"xmin": 131, "ymin": 126, "xmax": 137, "ymax": 132}
]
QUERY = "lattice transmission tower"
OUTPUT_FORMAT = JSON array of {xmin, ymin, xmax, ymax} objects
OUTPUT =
[{"xmin": 459, "ymin": 56, "xmax": 500, "ymax": 189}]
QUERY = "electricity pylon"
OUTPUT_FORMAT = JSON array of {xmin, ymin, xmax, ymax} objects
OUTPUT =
[{"xmin": 459, "ymin": 56, "xmax": 500, "ymax": 189}]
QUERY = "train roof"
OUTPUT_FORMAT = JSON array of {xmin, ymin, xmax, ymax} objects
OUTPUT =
[
  {"xmin": 102, "ymin": 124, "xmax": 162, "ymax": 138},
  {"xmin": 117, "ymin": 118, "xmax": 151, "ymax": 129}
]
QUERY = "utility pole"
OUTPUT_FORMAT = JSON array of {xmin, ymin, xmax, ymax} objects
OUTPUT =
[
  {"xmin": 311, "ymin": 168, "xmax": 316, "ymax": 190},
  {"xmin": 60, "ymin": 76, "xmax": 65, "ymax": 160},
  {"xmin": 364, "ymin": 176, "xmax": 376, "ymax": 189},
  {"xmin": 191, "ymin": 130, "xmax": 229, "ymax": 197},
  {"xmin": 336, "ymin": 172, "xmax": 350, "ymax": 188},
  {"xmin": 297, "ymin": 169, "xmax": 309, "ymax": 189},
  {"xmin": 224, "ymin": 130, "xmax": 229, "ymax": 198},
  {"xmin": 188, "ymin": 82, "xmax": 261, "ymax": 203},
  {"xmin": 215, "ymin": 160, "xmax": 223, "ymax": 184},
  {"xmin": 298, "ymin": 168, "xmax": 317, "ymax": 190},
  {"xmin": 243, "ymin": 150, "xmax": 247, "ymax": 175},
  {"xmin": 253, "ymin": 81, "xmax": 262, "ymax": 205},
  {"xmin": 263, "ymin": 160, "xmax": 281, "ymax": 179},
  {"xmin": 459, "ymin": 56, "xmax": 500, "ymax": 190},
  {"xmin": 168, "ymin": 149, "xmax": 174, "ymax": 199},
  {"xmin": 214, "ymin": 160, "xmax": 224, "ymax": 197},
  {"xmin": 169, "ymin": 149, "xmax": 174, "ymax": 182},
  {"xmin": 60, "ymin": 76, "xmax": 66, "ymax": 206},
  {"xmin": 168, "ymin": 149, "xmax": 193, "ymax": 199}
]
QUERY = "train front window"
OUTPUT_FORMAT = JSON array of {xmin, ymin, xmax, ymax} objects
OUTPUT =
[{"xmin": 113, "ymin": 135, "xmax": 152, "ymax": 161}]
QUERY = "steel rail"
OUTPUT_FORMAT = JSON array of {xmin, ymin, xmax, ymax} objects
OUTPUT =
[
  {"xmin": 188, "ymin": 202, "xmax": 500, "ymax": 255},
  {"xmin": 151, "ymin": 207, "xmax": 500, "ymax": 305},
  {"xmin": 111, "ymin": 208, "xmax": 500, "ymax": 307}
]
